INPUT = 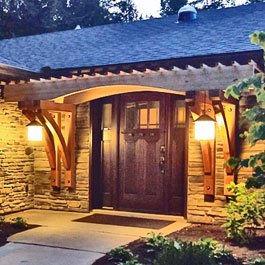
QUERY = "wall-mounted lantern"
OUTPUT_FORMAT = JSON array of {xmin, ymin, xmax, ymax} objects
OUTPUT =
[
  {"xmin": 193, "ymin": 91, "xmax": 216, "ymax": 141},
  {"xmin": 19, "ymin": 100, "xmax": 76, "ymax": 188},
  {"xmin": 26, "ymin": 120, "xmax": 43, "ymax": 141},
  {"xmin": 194, "ymin": 113, "xmax": 216, "ymax": 140}
]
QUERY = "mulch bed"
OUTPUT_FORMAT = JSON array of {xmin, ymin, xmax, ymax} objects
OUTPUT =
[
  {"xmin": 0, "ymin": 222, "xmax": 36, "ymax": 247},
  {"xmin": 169, "ymin": 224, "xmax": 265, "ymax": 262},
  {"xmin": 93, "ymin": 224, "xmax": 265, "ymax": 265}
]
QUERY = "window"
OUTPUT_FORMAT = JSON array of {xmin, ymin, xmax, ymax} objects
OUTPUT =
[{"xmin": 126, "ymin": 101, "xmax": 160, "ymax": 129}]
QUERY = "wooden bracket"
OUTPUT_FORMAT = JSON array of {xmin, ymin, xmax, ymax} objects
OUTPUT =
[
  {"xmin": 19, "ymin": 100, "xmax": 76, "ymax": 188},
  {"xmin": 188, "ymin": 91, "xmax": 216, "ymax": 196},
  {"xmin": 212, "ymin": 94, "xmax": 236, "ymax": 196}
]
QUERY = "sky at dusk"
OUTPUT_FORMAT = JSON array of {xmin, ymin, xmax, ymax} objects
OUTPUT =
[{"xmin": 132, "ymin": 0, "xmax": 247, "ymax": 17}]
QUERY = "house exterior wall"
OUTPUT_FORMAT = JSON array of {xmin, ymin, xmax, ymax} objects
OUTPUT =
[
  {"xmin": 186, "ymin": 95, "xmax": 264, "ymax": 224},
  {"xmin": 0, "ymin": 100, "xmax": 34, "ymax": 214},
  {"xmin": 187, "ymin": 115, "xmax": 227, "ymax": 223},
  {"xmin": 0, "ymin": 95, "xmax": 263, "ymax": 221}
]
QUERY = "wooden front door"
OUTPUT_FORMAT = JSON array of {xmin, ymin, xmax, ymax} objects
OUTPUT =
[
  {"xmin": 91, "ymin": 92, "xmax": 186, "ymax": 215},
  {"xmin": 119, "ymin": 93, "xmax": 166, "ymax": 213}
]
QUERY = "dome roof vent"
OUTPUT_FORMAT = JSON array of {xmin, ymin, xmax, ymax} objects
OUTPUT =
[{"xmin": 178, "ymin": 5, "xmax": 197, "ymax": 22}]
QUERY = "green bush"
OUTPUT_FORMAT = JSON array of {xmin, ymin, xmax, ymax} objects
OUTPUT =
[
  {"xmin": 154, "ymin": 240, "xmax": 217, "ymax": 265},
  {"xmin": 107, "ymin": 247, "xmax": 140, "ymax": 264},
  {"xmin": 222, "ymin": 182, "xmax": 265, "ymax": 245},
  {"xmin": 246, "ymin": 257, "xmax": 265, "ymax": 265},
  {"xmin": 196, "ymin": 238, "xmax": 236, "ymax": 264},
  {"xmin": 145, "ymin": 232, "xmax": 172, "ymax": 253},
  {"xmin": 10, "ymin": 217, "xmax": 28, "ymax": 229},
  {"xmin": 0, "ymin": 217, "xmax": 5, "ymax": 223}
]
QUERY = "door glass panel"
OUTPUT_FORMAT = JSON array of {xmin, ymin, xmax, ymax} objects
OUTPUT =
[
  {"xmin": 125, "ymin": 102, "xmax": 137, "ymax": 129},
  {"xmin": 102, "ymin": 103, "xmax": 112, "ymax": 130},
  {"xmin": 126, "ymin": 101, "xmax": 160, "ymax": 129},
  {"xmin": 174, "ymin": 100, "xmax": 186, "ymax": 128},
  {"xmin": 149, "ymin": 101, "xmax": 160, "ymax": 129},
  {"xmin": 140, "ymin": 108, "xmax": 148, "ymax": 128}
]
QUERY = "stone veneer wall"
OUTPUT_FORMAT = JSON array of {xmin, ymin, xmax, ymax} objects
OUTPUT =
[
  {"xmin": 33, "ymin": 102, "xmax": 90, "ymax": 212},
  {"xmin": 187, "ymin": 95, "xmax": 265, "ymax": 224},
  {"xmin": 187, "ymin": 114, "xmax": 227, "ymax": 224},
  {"xmin": 1, "ymin": 96, "xmax": 263, "ymax": 221},
  {"xmin": 0, "ymin": 100, "xmax": 35, "ymax": 214}
]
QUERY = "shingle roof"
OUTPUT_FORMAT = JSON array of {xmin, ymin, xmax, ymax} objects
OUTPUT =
[
  {"xmin": 0, "ymin": 55, "xmax": 32, "ymax": 71},
  {"xmin": 0, "ymin": 2, "xmax": 264, "ymax": 72}
]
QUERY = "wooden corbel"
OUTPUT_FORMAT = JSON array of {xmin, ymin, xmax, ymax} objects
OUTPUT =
[
  {"xmin": 19, "ymin": 100, "xmax": 76, "ymax": 188},
  {"xmin": 211, "ymin": 92, "xmax": 236, "ymax": 195},
  {"xmin": 187, "ymin": 91, "xmax": 216, "ymax": 196}
]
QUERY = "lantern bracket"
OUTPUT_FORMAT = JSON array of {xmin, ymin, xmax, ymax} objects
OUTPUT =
[
  {"xmin": 19, "ymin": 100, "xmax": 76, "ymax": 188},
  {"xmin": 187, "ymin": 91, "xmax": 216, "ymax": 196},
  {"xmin": 212, "ymin": 92, "xmax": 236, "ymax": 196}
]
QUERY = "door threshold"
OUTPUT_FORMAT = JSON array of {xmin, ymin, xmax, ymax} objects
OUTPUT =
[{"xmin": 92, "ymin": 209, "xmax": 186, "ymax": 222}]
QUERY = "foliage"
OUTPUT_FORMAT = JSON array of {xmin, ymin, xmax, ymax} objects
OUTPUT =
[
  {"xmin": 145, "ymin": 232, "xmax": 172, "ymax": 252},
  {"xmin": 107, "ymin": 234, "xmax": 238, "ymax": 265},
  {"xmin": 107, "ymin": 247, "xmax": 140, "ymax": 264},
  {"xmin": 0, "ymin": 0, "xmax": 139, "ymax": 39},
  {"xmin": 222, "ymin": 182, "xmax": 265, "ymax": 245},
  {"xmin": 225, "ymin": 31, "xmax": 265, "ymax": 189},
  {"xmin": 160, "ymin": 0, "xmax": 187, "ymax": 16},
  {"xmin": 160, "ymin": 0, "xmax": 265, "ymax": 17},
  {"xmin": 10, "ymin": 217, "xmax": 28, "ymax": 229},
  {"xmin": 153, "ymin": 240, "xmax": 217, "ymax": 265},
  {"xmin": 196, "ymin": 238, "xmax": 236, "ymax": 264},
  {"xmin": 0, "ymin": 217, "xmax": 5, "ymax": 223},
  {"xmin": 101, "ymin": 0, "xmax": 139, "ymax": 23},
  {"xmin": 246, "ymin": 257, "xmax": 265, "ymax": 265}
]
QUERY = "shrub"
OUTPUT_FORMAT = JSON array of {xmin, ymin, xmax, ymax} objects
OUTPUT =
[
  {"xmin": 222, "ymin": 182, "xmax": 265, "ymax": 245},
  {"xmin": 154, "ymin": 240, "xmax": 217, "ymax": 265},
  {"xmin": 0, "ymin": 217, "xmax": 5, "ymax": 224},
  {"xmin": 10, "ymin": 217, "xmax": 28, "ymax": 229},
  {"xmin": 196, "ymin": 238, "xmax": 236, "ymax": 264},
  {"xmin": 145, "ymin": 232, "xmax": 172, "ymax": 252},
  {"xmin": 107, "ymin": 247, "xmax": 140, "ymax": 264},
  {"xmin": 246, "ymin": 257, "xmax": 265, "ymax": 265}
]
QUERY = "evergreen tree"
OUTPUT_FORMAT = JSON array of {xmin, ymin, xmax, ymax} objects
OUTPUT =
[
  {"xmin": 101, "ymin": 0, "xmax": 139, "ymax": 23},
  {"xmin": 160, "ymin": 0, "xmax": 187, "ymax": 16},
  {"xmin": 160, "ymin": 0, "xmax": 265, "ymax": 16}
]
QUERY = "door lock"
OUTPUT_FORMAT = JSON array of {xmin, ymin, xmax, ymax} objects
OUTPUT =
[{"xmin": 160, "ymin": 145, "xmax": 166, "ymax": 153}]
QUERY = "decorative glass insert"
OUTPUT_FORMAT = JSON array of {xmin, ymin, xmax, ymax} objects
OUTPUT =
[
  {"xmin": 125, "ymin": 101, "xmax": 160, "ymax": 129},
  {"xmin": 102, "ymin": 103, "xmax": 112, "ymax": 130},
  {"xmin": 174, "ymin": 100, "xmax": 186, "ymax": 128}
]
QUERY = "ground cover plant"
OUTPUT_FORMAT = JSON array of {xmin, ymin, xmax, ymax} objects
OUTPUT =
[
  {"xmin": 93, "ymin": 226, "xmax": 265, "ymax": 265},
  {"xmin": 0, "ymin": 216, "xmax": 30, "ymax": 246}
]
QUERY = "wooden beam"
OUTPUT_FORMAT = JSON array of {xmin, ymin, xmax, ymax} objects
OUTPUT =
[
  {"xmin": 19, "ymin": 100, "xmax": 75, "ymax": 113},
  {"xmin": 64, "ymin": 108, "xmax": 76, "ymax": 187},
  {"xmin": 5, "ymin": 63, "xmax": 254, "ymax": 102},
  {"xmin": 57, "ymin": 85, "xmax": 185, "ymax": 105},
  {"xmin": 20, "ymin": 101, "xmax": 76, "ymax": 188},
  {"xmin": 52, "ymin": 112, "xmax": 62, "ymax": 188},
  {"xmin": 42, "ymin": 110, "xmax": 70, "ymax": 170},
  {"xmin": 189, "ymin": 91, "xmax": 216, "ymax": 196}
]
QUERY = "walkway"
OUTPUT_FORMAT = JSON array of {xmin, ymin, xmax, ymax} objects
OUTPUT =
[{"xmin": 0, "ymin": 209, "xmax": 189, "ymax": 265}]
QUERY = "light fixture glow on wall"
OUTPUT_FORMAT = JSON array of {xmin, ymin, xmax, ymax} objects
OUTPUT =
[
  {"xmin": 194, "ymin": 91, "xmax": 216, "ymax": 140},
  {"xmin": 26, "ymin": 120, "xmax": 43, "ymax": 141}
]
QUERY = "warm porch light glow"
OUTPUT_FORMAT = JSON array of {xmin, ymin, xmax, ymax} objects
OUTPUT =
[
  {"xmin": 194, "ymin": 114, "xmax": 215, "ymax": 140},
  {"xmin": 27, "ymin": 120, "xmax": 43, "ymax": 141}
]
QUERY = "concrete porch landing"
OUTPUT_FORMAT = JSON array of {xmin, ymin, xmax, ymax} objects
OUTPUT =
[{"xmin": 0, "ymin": 209, "xmax": 190, "ymax": 265}]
